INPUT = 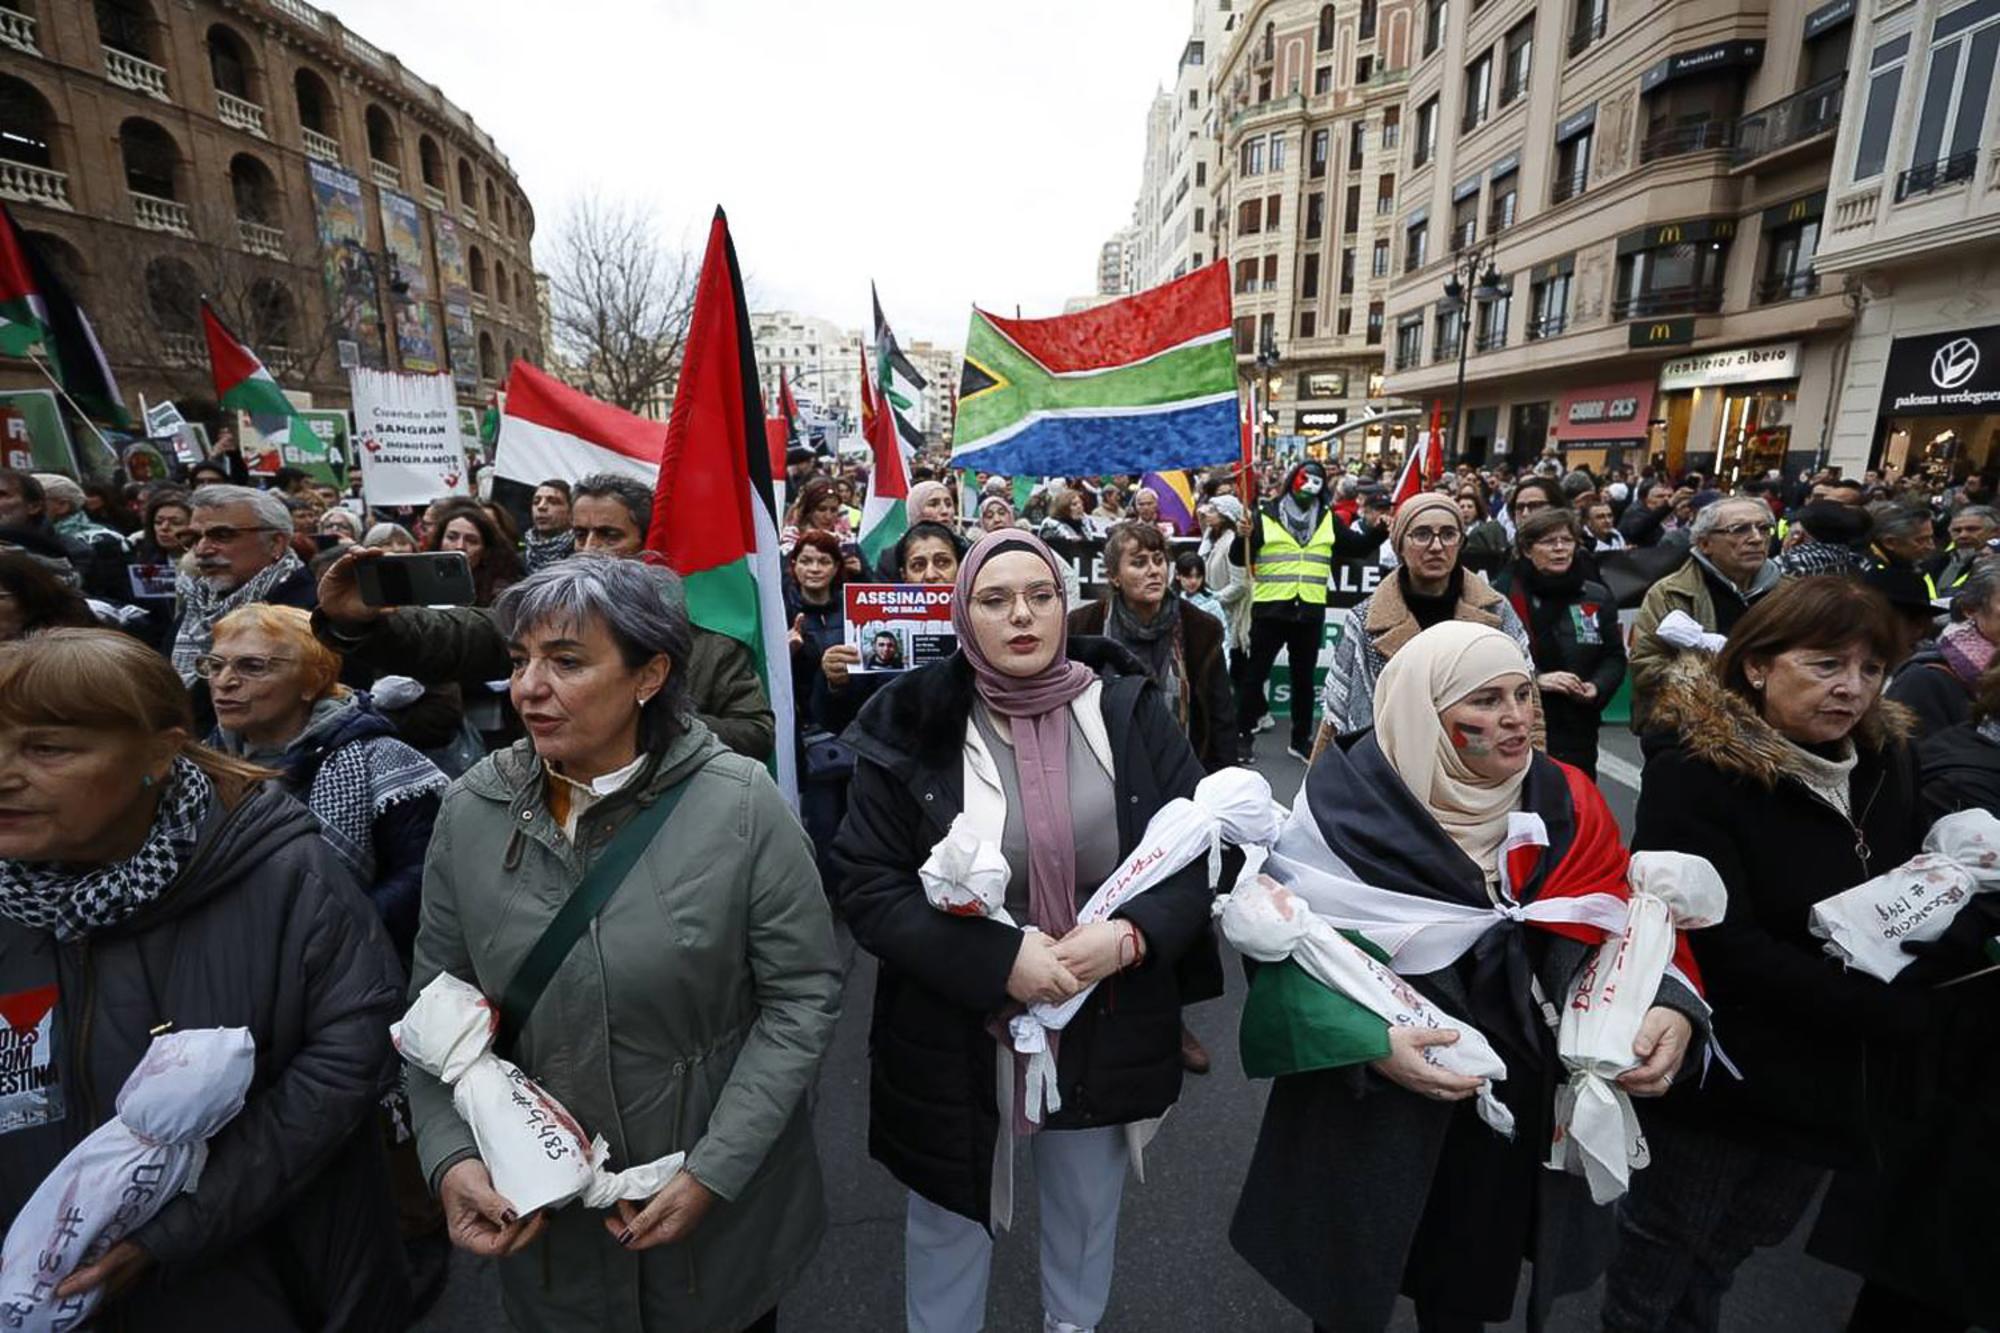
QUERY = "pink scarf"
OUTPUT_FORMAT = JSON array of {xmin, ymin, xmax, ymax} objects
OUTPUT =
[
  {"xmin": 952, "ymin": 531, "xmax": 1097, "ymax": 1131},
  {"xmin": 1939, "ymin": 618, "xmax": 1996, "ymax": 686}
]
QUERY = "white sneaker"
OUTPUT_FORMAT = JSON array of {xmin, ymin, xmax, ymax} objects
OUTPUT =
[
  {"xmin": 1253, "ymin": 714, "xmax": 1276, "ymax": 733},
  {"xmin": 1044, "ymin": 1319, "xmax": 1095, "ymax": 1333},
  {"xmin": 1287, "ymin": 744, "xmax": 1313, "ymax": 765}
]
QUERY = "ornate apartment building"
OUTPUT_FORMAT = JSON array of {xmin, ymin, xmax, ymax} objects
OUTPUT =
[
  {"xmin": 0, "ymin": 0, "xmax": 542, "ymax": 424},
  {"xmin": 1211, "ymin": 0, "xmax": 1421, "ymax": 459}
]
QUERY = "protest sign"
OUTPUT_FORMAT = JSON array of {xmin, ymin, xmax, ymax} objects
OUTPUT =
[
  {"xmin": 0, "ymin": 390, "xmax": 78, "ymax": 477},
  {"xmin": 140, "ymin": 397, "xmax": 204, "ymax": 464},
  {"xmin": 296, "ymin": 409, "xmax": 351, "ymax": 488},
  {"xmin": 127, "ymin": 562, "xmax": 176, "ymax": 601},
  {"xmin": 349, "ymin": 368, "xmax": 468, "ymax": 507},
  {"xmin": 844, "ymin": 583, "xmax": 957, "ymax": 673}
]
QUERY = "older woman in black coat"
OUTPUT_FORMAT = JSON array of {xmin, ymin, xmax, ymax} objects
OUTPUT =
[{"xmin": 834, "ymin": 531, "xmax": 1216, "ymax": 1333}]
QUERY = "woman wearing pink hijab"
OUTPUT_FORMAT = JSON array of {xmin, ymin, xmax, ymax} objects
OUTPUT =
[{"xmin": 835, "ymin": 530, "xmax": 1219, "ymax": 1332}]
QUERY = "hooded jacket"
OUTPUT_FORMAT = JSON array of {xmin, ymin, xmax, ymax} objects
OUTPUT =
[
  {"xmin": 1627, "ymin": 552, "xmax": 1783, "ymax": 730},
  {"xmin": 0, "ymin": 783, "xmax": 409, "ymax": 1331}
]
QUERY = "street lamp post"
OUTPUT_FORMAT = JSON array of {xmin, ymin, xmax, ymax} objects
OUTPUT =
[
  {"xmin": 1436, "ymin": 238, "xmax": 1505, "ymax": 469},
  {"xmin": 1254, "ymin": 323, "xmax": 1281, "ymax": 458}
]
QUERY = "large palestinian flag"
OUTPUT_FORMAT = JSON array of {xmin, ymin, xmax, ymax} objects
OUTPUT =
[
  {"xmin": 0, "ymin": 201, "xmax": 128, "ymax": 426},
  {"xmin": 494, "ymin": 359, "xmax": 664, "ymax": 486},
  {"xmin": 201, "ymin": 299, "xmax": 311, "ymax": 454},
  {"xmin": 857, "ymin": 342, "xmax": 910, "ymax": 571},
  {"xmin": 647, "ymin": 208, "xmax": 794, "ymax": 800},
  {"xmin": 950, "ymin": 261, "xmax": 1237, "ymax": 476}
]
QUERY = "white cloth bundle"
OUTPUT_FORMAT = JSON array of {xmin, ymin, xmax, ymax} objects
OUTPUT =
[
  {"xmin": 1654, "ymin": 608, "xmax": 1728, "ymax": 655},
  {"xmin": 918, "ymin": 814, "xmax": 1016, "ymax": 925},
  {"xmin": 1809, "ymin": 809, "xmax": 2000, "ymax": 981},
  {"xmin": 393, "ymin": 973, "xmax": 684, "ymax": 1214},
  {"xmin": 1215, "ymin": 873, "xmax": 1517, "ymax": 1137},
  {"xmin": 0, "ymin": 1028, "xmax": 255, "ymax": 1333},
  {"xmin": 1550, "ymin": 851, "xmax": 1726, "ymax": 1203}
]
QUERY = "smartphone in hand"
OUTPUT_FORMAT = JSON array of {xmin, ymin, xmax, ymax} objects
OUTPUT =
[{"xmin": 355, "ymin": 552, "xmax": 477, "ymax": 607}]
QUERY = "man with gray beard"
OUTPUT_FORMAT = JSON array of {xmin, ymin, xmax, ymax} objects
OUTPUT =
[{"xmin": 170, "ymin": 484, "xmax": 317, "ymax": 688}]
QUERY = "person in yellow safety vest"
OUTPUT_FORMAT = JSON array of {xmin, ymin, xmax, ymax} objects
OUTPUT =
[
  {"xmin": 1860, "ymin": 502, "xmax": 1941, "ymax": 600},
  {"xmin": 1229, "ymin": 460, "xmax": 1387, "ymax": 763},
  {"xmin": 1934, "ymin": 505, "xmax": 1998, "ymax": 591}
]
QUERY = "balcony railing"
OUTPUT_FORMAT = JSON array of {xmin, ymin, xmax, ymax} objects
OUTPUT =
[
  {"xmin": 1897, "ymin": 150, "xmax": 1980, "ymax": 201},
  {"xmin": 1228, "ymin": 92, "xmax": 1305, "ymax": 129},
  {"xmin": 269, "ymin": 0, "xmax": 326, "ymax": 32},
  {"xmin": 1404, "ymin": 250, "xmax": 1426, "ymax": 274},
  {"xmin": 1568, "ymin": 10, "xmax": 1607, "ymax": 57},
  {"xmin": 161, "ymin": 331, "xmax": 202, "ymax": 365},
  {"xmin": 1639, "ymin": 119, "xmax": 1733, "ymax": 164},
  {"xmin": 263, "ymin": 344, "xmax": 299, "ymax": 377},
  {"xmin": 471, "ymin": 292, "xmax": 489, "ymax": 316},
  {"xmin": 1488, "ymin": 199, "xmax": 1516, "ymax": 233},
  {"xmin": 460, "ymin": 205, "xmax": 479, "ymax": 228},
  {"xmin": 342, "ymin": 29, "xmax": 388, "ymax": 71},
  {"xmin": 238, "ymin": 218, "xmax": 286, "ymax": 258},
  {"xmin": 1550, "ymin": 163, "xmax": 1588, "ymax": 203},
  {"xmin": 0, "ymin": 6, "xmax": 37, "ymax": 54},
  {"xmin": 423, "ymin": 183, "xmax": 447, "ymax": 212},
  {"xmin": 1732, "ymin": 74, "xmax": 1844, "ymax": 165},
  {"xmin": 1394, "ymin": 344, "xmax": 1422, "ymax": 370},
  {"xmin": 130, "ymin": 191, "xmax": 193, "ymax": 237},
  {"xmin": 370, "ymin": 158, "xmax": 402, "ymax": 191},
  {"xmin": 1831, "ymin": 188, "xmax": 1880, "ymax": 233},
  {"xmin": 1473, "ymin": 327, "xmax": 1509, "ymax": 352},
  {"xmin": 1461, "ymin": 103, "xmax": 1489, "ymax": 133},
  {"xmin": 1451, "ymin": 220, "xmax": 1478, "ymax": 251},
  {"xmin": 1376, "ymin": 194, "xmax": 1396, "ymax": 215},
  {"xmin": 1612, "ymin": 285, "xmax": 1724, "ymax": 319},
  {"xmin": 216, "ymin": 91, "xmax": 266, "ymax": 138},
  {"xmin": 1526, "ymin": 313, "xmax": 1568, "ymax": 340},
  {"xmin": 1756, "ymin": 270, "xmax": 1821, "ymax": 303},
  {"xmin": 1498, "ymin": 76, "xmax": 1527, "ymax": 107},
  {"xmin": 0, "ymin": 161, "xmax": 69, "ymax": 210},
  {"xmin": 1432, "ymin": 335, "xmax": 1463, "ymax": 363},
  {"xmin": 302, "ymin": 128, "xmax": 340, "ymax": 163},
  {"xmin": 104, "ymin": 47, "xmax": 169, "ymax": 100}
]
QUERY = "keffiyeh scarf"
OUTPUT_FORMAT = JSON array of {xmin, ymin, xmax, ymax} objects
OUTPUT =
[
  {"xmin": 0, "ymin": 757, "xmax": 212, "ymax": 940},
  {"xmin": 170, "ymin": 549, "xmax": 305, "ymax": 684},
  {"xmin": 523, "ymin": 527, "xmax": 576, "ymax": 572}
]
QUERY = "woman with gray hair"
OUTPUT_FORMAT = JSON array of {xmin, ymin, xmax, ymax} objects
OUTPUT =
[{"xmin": 405, "ymin": 555, "xmax": 840, "ymax": 1333}]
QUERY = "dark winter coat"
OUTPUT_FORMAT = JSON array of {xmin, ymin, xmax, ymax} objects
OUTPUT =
[
  {"xmin": 1491, "ymin": 565, "xmax": 1626, "ymax": 770},
  {"xmin": 1068, "ymin": 597, "xmax": 1237, "ymax": 771},
  {"xmin": 1918, "ymin": 718, "xmax": 2000, "ymax": 820},
  {"xmin": 1885, "ymin": 648, "xmax": 1976, "ymax": 740},
  {"xmin": 0, "ymin": 783, "xmax": 410, "ymax": 1331},
  {"xmin": 832, "ymin": 638, "xmax": 1220, "ymax": 1226}
]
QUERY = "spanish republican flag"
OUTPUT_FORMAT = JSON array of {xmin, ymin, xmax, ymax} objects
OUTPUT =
[{"xmin": 646, "ymin": 208, "xmax": 794, "ymax": 800}]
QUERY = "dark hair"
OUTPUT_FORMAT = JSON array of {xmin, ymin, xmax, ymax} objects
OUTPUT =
[
  {"xmin": 1514, "ymin": 506, "xmax": 1584, "ymax": 555},
  {"xmin": 1715, "ymin": 577, "xmax": 1904, "ymax": 698},
  {"xmin": 1794, "ymin": 499, "xmax": 1872, "ymax": 546},
  {"xmin": 1174, "ymin": 549, "xmax": 1206, "ymax": 584},
  {"xmin": 534, "ymin": 478, "xmax": 573, "ymax": 502},
  {"xmin": 0, "ymin": 468, "xmax": 44, "ymax": 513},
  {"xmin": 1103, "ymin": 518, "xmax": 1169, "ymax": 577},
  {"xmin": 793, "ymin": 477, "xmax": 842, "ymax": 530},
  {"xmin": 572, "ymin": 472, "xmax": 653, "ymax": 541},
  {"xmin": 0, "ymin": 551, "xmax": 95, "ymax": 638},
  {"xmin": 890, "ymin": 521, "xmax": 966, "ymax": 579},
  {"xmin": 788, "ymin": 527, "xmax": 845, "ymax": 579},
  {"xmin": 481, "ymin": 501, "xmax": 522, "ymax": 547},
  {"xmin": 423, "ymin": 504, "xmax": 523, "ymax": 605},
  {"xmin": 142, "ymin": 487, "xmax": 192, "ymax": 535},
  {"xmin": 1508, "ymin": 477, "xmax": 1566, "ymax": 516}
]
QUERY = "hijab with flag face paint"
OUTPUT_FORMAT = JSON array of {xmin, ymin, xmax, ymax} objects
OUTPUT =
[{"xmin": 1373, "ymin": 621, "xmax": 1536, "ymax": 874}]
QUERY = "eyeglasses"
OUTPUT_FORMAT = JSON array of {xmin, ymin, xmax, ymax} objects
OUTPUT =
[
  {"xmin": 185, "ymin": 524, "xmax": 274, "ymax": 546},
  {"xmin": 1530, "ymin": 535, "xmax": 1578, "ymax": 550},
  {"xmin": 1404, "ymin": 526, "xmax": 1462, "ymax": 548},
  {"xmin": 194, "ymin": 653, "xmax": 294, "ymax": 680},
  {"xmin": 970, "ymin": 584, "xmax": 1061, "ymax": 618},
  {"xmin": 1714, "ymin": 520, "xmax": 1775, "ymax": 539}
]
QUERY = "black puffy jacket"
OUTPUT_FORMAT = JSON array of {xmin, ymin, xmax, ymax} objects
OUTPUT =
[
  {"xmin": 832, "ymin": 638, "xmax": 1219, "ymax": 1225},
  {"xmin": 0, "ymin": 782, "xmax": 409, "ymax": 1331}
]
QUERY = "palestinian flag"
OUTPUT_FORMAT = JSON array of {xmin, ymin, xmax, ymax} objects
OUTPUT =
[
  {"xmin": 201, "ymin": 299, "xmax": 310, "ymax": 456},
  {"xmin": 856, "ymin": 343, "xmax": 908, "ymax": 571},
  {"xmin": 1389, "ymin": 398, "xmax": 1446, "ymax": 507},
  {"xmin": 950, "ymin": 261, "xmax": 1236, "ymax": 476},
  {"xmin": 495, "ymin": 359, "xmax": 663, "ymax": 486},
  {"xmin": 776, "ymin": 368, "xmax": 805, "ymax": 448},
  {"xmin": 0, "ymin": 201, "xmax": 128, "ymax": 426},
  {"xmin": 872, "ymin": 284, "xmax": 927, "ymax": 452},
  {"xmin": 648, "ymin": 208, "xmax": 794, "ymax": 800}
]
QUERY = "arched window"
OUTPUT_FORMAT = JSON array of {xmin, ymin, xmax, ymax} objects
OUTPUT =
[
  {"xmin": 227, "ymin": 151, "xmax": 275, "ymax": 222},
  {"xmin": 293, "ymin": 67, "xmax": 333, "ymax": 135},
  {"xmin": 477, "ymin": 330, "xmax": 496, "ymax": 380},
  {"xmin": 514, "ymin": 270, "xmax": 528, "ymax": 310},
  {"xmin": 467, "ymin": 244, "xmax": 486, "ymax": 295},
  {"xmin": 206, "ymin": 23, "xmax": 255, "ymax": 101},
  {"xmin": 248, "ymin": 278, "xmax": 295, "ymax": 355},
  {"xmin": 504, "ymin": 196, "xmax": 515, "ymax": 237},
  {"xmin": 26, "ymin": 231, "xmax": 85, "ymax": 301},
  {"xmin": 502, "ymin": 339, "xmax": 516, "ymax": 369},
  {"xmin": 144, "ymin": 256, "xmax": 200, "ymax": 334},
  {"xmin": 93, "ymin": 0, "xmax": 156, "ymax": 60},
  {"xmin": 492, "ymin": 258, "xmax": 508, "ymax": 309},
  {"xmin": 364, "ymin": 104, "xmax": 398, "ymax": 167},
  {"xmin": 119, "ymin": 117, "xmax": 178, "ymax": 198},
  {"xmin": 456, "ymin": 158, "xmax": 475, "ymax": 212},
  {"xmin": 483, "ymin": 178, "xmax": 498, "ymax": 221},
  {"xmin": 418, "ymin": 134, "xmax": 443, "ymax": 188},
  {"xmin": 0, "ymin": 76, "xmax": 57, "ymax": 171},
  {"xmin": 1318, "ymin": 5, "xmax": 1337, "ymax": 50}
]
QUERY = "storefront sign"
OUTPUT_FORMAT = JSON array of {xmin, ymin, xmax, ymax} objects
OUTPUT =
[
  {"xmin": 1803, "ymin": 0, "xmax": 1854, "ymax": 38},
  {"xmin": 1617, "ymin": 216, "xmax": 1738, "ymax": 255},
  {"xmin": 1880, "ymin": 323, "xmax": 2000, "ymax": 416},
  {"xmin": 1487, "ymin": 151, "xmax": 1520, "ymax": 181},
  {"xmin": 1761, "ymin": 192, "xmax": 1827, "ymax": 229},
  {"xmin": 1298, "ymin": 408, "xmax": 1347, "ymax": 430},
  {"xmin": 1304, "ymin": 372, "xmax": 1347, "ymax": 398},
  {"xmin": 1551, "ymin": 380, "xmax": 1656, "ymax": 441},
  {"xmin": 1629, "ymin": 317, "xmax": 1697, "ymax": 348},
  {"xmin": 1555, "ymin": 104, "xmax": 1597, "ymax": 142},
  {"xmin": 1659, "ymin": 341, "xmax": 1801, "ymax": 391},
  {"xmin": 1639, "ymin": 40, "xmax": 1765, "ymax": 93},
  {"xmin": 1452, "ymin": 173, "xmax": 1483, "ymax": 202}
]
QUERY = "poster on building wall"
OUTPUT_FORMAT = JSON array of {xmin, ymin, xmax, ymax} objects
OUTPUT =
[
  {"xmin": 396, "ymin": 301, "xmax": 444, "ymax": 376},
  {"xmin": 433, "ymin": 212, "xmax": 470, "ymax": 294},
  {"xmin": 378, "ymin": 190, "xmax": 430, "ymax": 299},
  {"xmin": 443, "ymin": 299, "xmax": 479, "ymax": 392},
  {"xmin": 0, "ymin": 389, "xmax": 79, "ymax": 476},
  {"xmin": 350, "ymin": 368, "xmax": 468, "ymax": 506},
  {"xmin": 307, "ymin": 160, "xmax": 384, "ymax": 371}
]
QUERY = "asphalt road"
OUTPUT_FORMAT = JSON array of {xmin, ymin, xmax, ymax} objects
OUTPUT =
[{"xmin": 417, "ymin": 727, "xmax": 1863, "ymax": 1331}]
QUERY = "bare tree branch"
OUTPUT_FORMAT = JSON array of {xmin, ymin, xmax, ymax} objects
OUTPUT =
[{"xmin": 544, "ymin": 196, "xmax": 695, "ymax": 413}]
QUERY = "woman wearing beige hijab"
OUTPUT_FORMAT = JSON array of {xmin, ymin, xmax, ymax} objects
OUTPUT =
[{"xmin": 1231, "ymin": 622, "xmax": 1708, "ymax": 1333}]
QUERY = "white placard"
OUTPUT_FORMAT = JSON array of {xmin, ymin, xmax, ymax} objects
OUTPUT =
[
  {"xmin": 349, "ymin": 368, "xmax": 468, "ymax": 507},
  {"xmin": 1658, "ymin": 341, "xmax": 1800, "ymax": 391}
]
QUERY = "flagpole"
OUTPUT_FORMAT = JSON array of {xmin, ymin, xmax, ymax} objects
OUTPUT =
[{"xmin": 24, "ymin": 347, "xmax": 115, "ymax": 454}]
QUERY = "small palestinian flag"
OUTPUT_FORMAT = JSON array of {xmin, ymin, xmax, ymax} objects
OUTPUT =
[
  {"xmin": 201, "ymin": 299, "xmax": 312, "ymax": 457},
  {"xmin": 0, "ymin": 200, "xmax": 128, "ymax": 426},
  {"xmin": 872, "ymin": 284, "xmax": 927, "ymax": 452},
  {"xmin": 0, "ymin": 202, "xmax": 49, "ymax": 359},
  {"xmin": 857, "ymin": 342, "xmax": 909, "ymax": 572}
]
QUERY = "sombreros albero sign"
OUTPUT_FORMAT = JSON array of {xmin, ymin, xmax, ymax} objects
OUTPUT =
[{"xmin": 1880, "ymin": 323, "xmax": 2000, "ymax": 416}]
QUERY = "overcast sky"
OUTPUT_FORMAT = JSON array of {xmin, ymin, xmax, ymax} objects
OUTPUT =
[{"xmin": 323, "ymin": 0, "xmax": 1190, "ymax": 348}]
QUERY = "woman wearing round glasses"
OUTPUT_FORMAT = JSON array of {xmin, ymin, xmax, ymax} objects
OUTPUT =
[
  {"xmin": 1629, "ymin": 498, "xmax": 1785, "ymax": 728},
  {"xmin": 1317, "ymin": 492, "xmax": 1535, "ymax": 756},
  {"xmin": 1493, "ymin": 508, "xmax": 1626, "ymax": 778},
  {"xmin": 835, "ymin": 530, "xmax": 1217, "ymax": 1332}
]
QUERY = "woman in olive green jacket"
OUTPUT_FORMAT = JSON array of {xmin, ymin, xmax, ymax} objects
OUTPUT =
[{"xmin": 406, "ymin": 557, "xmax": 842, "ymax": 1333}]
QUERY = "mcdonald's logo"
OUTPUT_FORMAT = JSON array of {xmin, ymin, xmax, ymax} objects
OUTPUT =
[
  {"xmin": 1648, "ymin": 323, "xmax": 1675, "ymax": 341},
  {"xmin": 1788, "ymin": 199, "xmax": 1809, "ymax": 221},
  {"xmin": 1628, "ymin": 316, "xmax": 1695, "ymax": 348},
  {"xmin": 1657, "ymin": 224, "xmax": 1683, "ymax": 244}
]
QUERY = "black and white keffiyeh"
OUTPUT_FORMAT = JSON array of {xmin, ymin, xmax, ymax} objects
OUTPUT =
[
  {"xmin": 170, "ymin": 549, "xmax": 306, "ymax": 684},
  {"xmin": 0, "ymin": 757, "xmax": 212, "ymax": 940},
  {"xmin": 523, "ymin": 527, "xmax": 576, "ymax": 572}
]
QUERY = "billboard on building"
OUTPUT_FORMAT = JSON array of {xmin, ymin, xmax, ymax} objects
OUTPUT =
[{"xmin": 307, "ymin": 160, "xmax": 385, "ymax": 370}]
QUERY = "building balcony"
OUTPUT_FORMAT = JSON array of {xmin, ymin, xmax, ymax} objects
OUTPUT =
[
  {"xmin": 216, "ymin": 91, "xmax": 266, "ymax": 138},
  {"xmin": 0, "ymin": 7, "xmax": 38, "ymax": 55},
  {"xmin": 1461, "ymin": 104, "xmax": 1489, "ymax": 134},
  {"xmin": 459, "ymin": 205, "xmax": 479, "ymax": 228},
  {"xmin": 1526, "ymin": 313, "xmax": 1568, "ymax": 340},
  {"xmin": 1638, "ymin": 119, "xmax": 1733, "ymax": 164},
  {"xmin": 423, "ymin": 183, "xmax": 447, "ymax": 212},
  {"xmin": 370, "ymin": 159, "xmax": 402, "ymax": 191},
  {"xmin": 1432, "ymin": 336, "xmax": 1462, "ymax": 363},
  {"xmin": 1487, "ymin": 202, "xmax": 1516, "ymax": 234},
  {"xmin": 161, "ymin": 331, "xmax": 203, "ymax": 365},
  {"xmin": 1612, "ymin": 285, "xmax": 1724, "ymax": 320},
  {"xmin": 103, "ymin": 47, "xmax": 170, "ymax": 101},
  {"xmin": 342, "ymin": 28, "xmax": 389, "ymax": 71},
  {"xmin": 1394, "ymin": 345, "xmax": 1422, "ymax": 370},
  {"xmin": 1229, "ymin": 92, "xmax": 1306, "ymax": 130},
  {"xmin": 471, "ymin": 292, "xmax": 489, "ymax": 316},
  {"xmin": 1450, "ymin": 220, "xmax": 1477, "ymax": 252},
  {"xmin": 1732, "ymin": 74, "xmax": 1843, "ymax": 168},
  {"xmin": 238, "ymin": 218, "xmax": 286, "ymax": 258},
  {"xmin": 1376, "ymin": 195, "xmax": 1396, "ymax": 215},
  {"xmin": 130, "ymin": 191, "xmax": 193, "ymax": 237},
  {"xmin": 1756, "ymin": 270, "xmax": 1821, "ymax": 303},
  {"xmin": 1568, "ymin": 11, "xmax": 1607, "ymax": 57},
  {"xmin": 302, "ymin": 128, "xmax": 340, "ymax": 163},
  {"xmin": 1473, "ymin": 327, "xmax": 1508, "ymax": 352},
  {"xmin": 0, "ymin": 161, "xmax": 69, "ymax": 210},
  {"xmin": 1897, "ymin": 150, "xmax": 1980, "ymax": 201},
  {"xmin": 1550, "ymin": 164, "xmax": 1588, "ymax": 204},
  {"xmin": 263, "ymin": 343, "xmax": 299, "ymax": 377},
  {"xmin": 269, "ymin": 0, "xmax": 326, "ymax": 33}
]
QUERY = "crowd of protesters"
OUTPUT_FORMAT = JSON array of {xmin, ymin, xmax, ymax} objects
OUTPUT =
[{"xmin": 0, "ymin": 417, "xmax": 1997, "ymax": 1333}]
